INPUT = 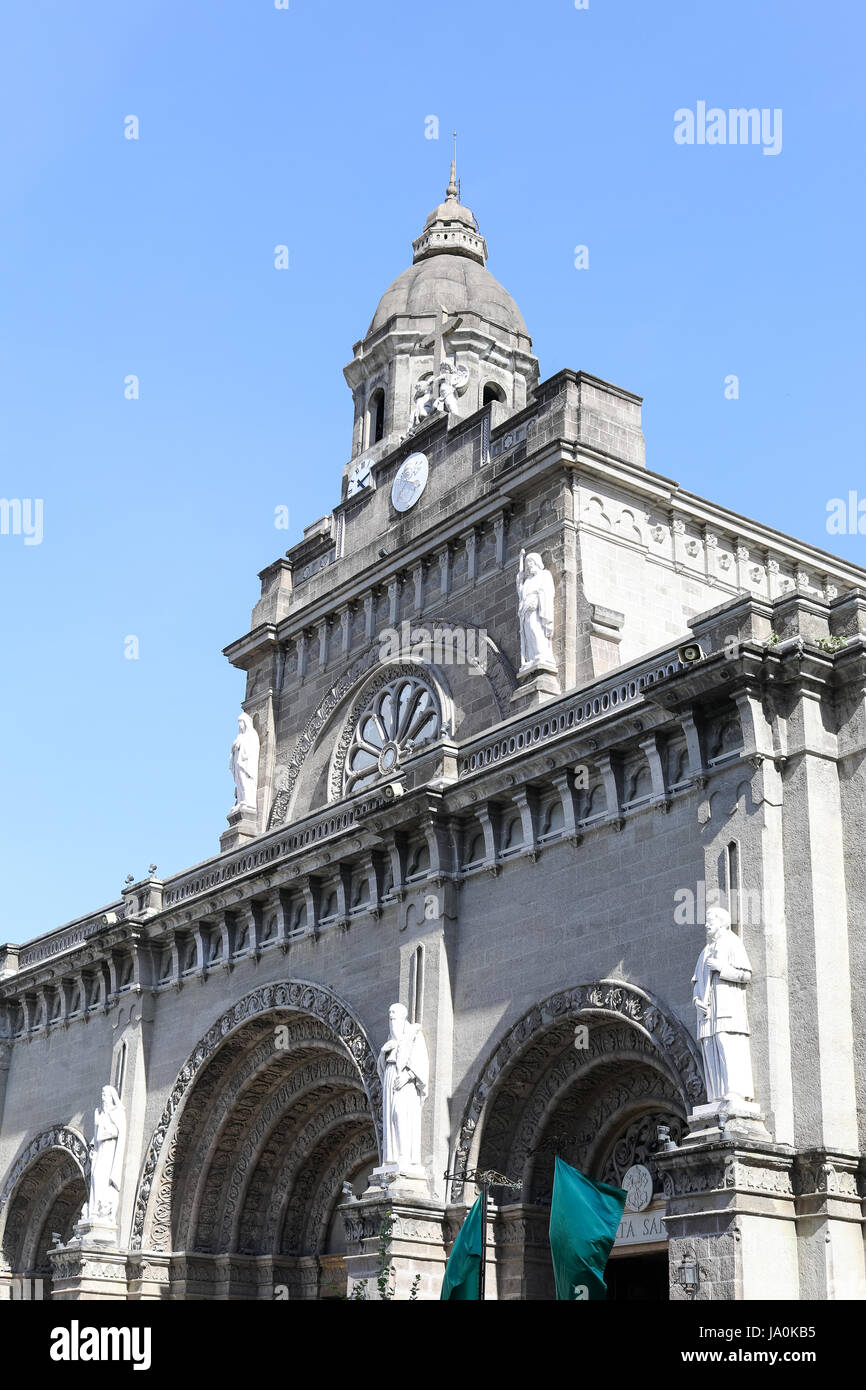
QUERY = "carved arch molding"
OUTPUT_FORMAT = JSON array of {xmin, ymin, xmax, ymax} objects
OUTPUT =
[
  {"xmin": 130, "ymin": 980, "xmax": 381, "ymax": 1254},
  {"xmin": 0, "ymin": 1126, "xmax": 88, "ymax": 1271},
  {"xmin": 450, "ymin": 979, "xmax": 705, "ymax": 1202}
]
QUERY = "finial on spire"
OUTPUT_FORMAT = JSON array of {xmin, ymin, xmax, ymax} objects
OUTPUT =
[{"xmin": 446, "ymin": 130, "xmax": 458, "ymax": 200}]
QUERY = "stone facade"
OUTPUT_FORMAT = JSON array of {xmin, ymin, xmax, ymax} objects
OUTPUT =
[{"xmin": 1, "ymin": 175, "xmax": 864, "ymax": 1300}]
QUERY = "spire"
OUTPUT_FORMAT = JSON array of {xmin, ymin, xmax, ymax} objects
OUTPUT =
[
  {"xmin": 446, "ymin": 130, "xmax": 458, "ymax": 201},
  {"xmin": 412, "ymin": 139, "xmax": 488, "ymax": 267}
]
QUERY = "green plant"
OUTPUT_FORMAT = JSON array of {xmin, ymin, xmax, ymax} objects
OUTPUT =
[
  {"xmin": 816, "ymin": 634, "xmax": 846, "ymax": 652},
  {"xmin": 344, "ymin": 1210, "xmax": 421, "ymax": 1301}
]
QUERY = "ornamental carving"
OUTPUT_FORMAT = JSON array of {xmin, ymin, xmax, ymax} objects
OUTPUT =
[
  {"xmin": 130, "ymin": 982, "xmax": 381, "ymax": 1252},
  {"xmin": 450, "ymin": 980, "xmax": 704, "ymax": 1203},
  {"xmin": 792, "ymin": 1156, "xmax": 860, "ymax": 1199},
  {"xmin": 332, "ymin": 667, "xmax": 442, "ymax": 798},
  {"xmin": 0, "ymin": 1126, "xmax": 88, "ymax": 1220},
  {"xmin": 600, "ymin": 1111, "xmax": 685, "ymax": 1189}
]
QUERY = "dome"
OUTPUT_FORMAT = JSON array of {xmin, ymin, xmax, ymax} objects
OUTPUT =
[
  {"xmin": 368, "ymin": 255, "xmax": 529, "ymax": 338},
  {"xmin": 422, "ymin": 199, "xmax": 477, "ymax": 232},
  {"xmin": 365, "ymin": 144, "xmax": 531, "ymax": 343}
]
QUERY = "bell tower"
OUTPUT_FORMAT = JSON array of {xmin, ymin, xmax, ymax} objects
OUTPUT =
[{"xmin": 342, "ymin": 143, "xmax": 539, "ymax": 493}]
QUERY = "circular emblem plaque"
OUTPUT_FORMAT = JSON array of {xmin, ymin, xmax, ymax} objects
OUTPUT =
[
  {"xmin": 391, "ymin": 452, "xmax": 429, "ymax": 513},
  {"xmin": 622, "ymin": 1163, "xmax": 653, "ymax": 1212}
]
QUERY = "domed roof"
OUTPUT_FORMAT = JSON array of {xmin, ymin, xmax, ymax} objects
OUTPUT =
[
  {"xmin": 367, "ymin": 147, "xmax": 530, "ymax": 341},
  {"xmin": 368, "ymin": 255, "xmax": 529, "ymax": 338},
  {"xmin": 422, "ymin": 198, "xmax": 477, "ymax": 232}
]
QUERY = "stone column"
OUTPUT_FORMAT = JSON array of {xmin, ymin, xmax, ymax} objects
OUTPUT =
[
  {"xmin": 491, "ymin": 1203, "xmax": 554, "ymax": 1301},
  {"xmin": 126, "ymin": 1253, "xmax": 172, "ymax": 1300},
  {"xmin": 48, "ymin": 1244, "xmax": 130, "ymax": 1300},
  {"xmin": 341, "ymin": 1192, "xmax": 447, "ymax": 1301},
  {"xmin": 656, "ymin": 1140, "xmax": 799, "ymax": 1300},
  {"xmin": 793, "ymin": 1151, "xmax": 866, "ymax": 1299}
]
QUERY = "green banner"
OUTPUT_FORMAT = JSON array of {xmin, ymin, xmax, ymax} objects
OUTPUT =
[
  {"xmin": 549, "ymin": 1156, "xmax": 627, "ymax": 1300},
  {"xmin": 440, "ymin": 1194, "xmax": 483, "ymax": 1300}
]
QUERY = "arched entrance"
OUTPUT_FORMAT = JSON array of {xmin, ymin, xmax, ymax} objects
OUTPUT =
[
  {"xmin": 452, "ymin": 980, "xmax": 704, "ymax": 1301},
  {"xmin": 0, "ymin": 1127, "xmax": 88, "ymax": 1299},
  {"xmin": 131, "ymin": 981, "xmax": 380, "ymax": 1299}
]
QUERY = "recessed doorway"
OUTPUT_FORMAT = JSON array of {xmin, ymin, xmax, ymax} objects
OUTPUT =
[{"xmin": 606, "ymin": 1251, "xmax": 669, "ymax": 1300}]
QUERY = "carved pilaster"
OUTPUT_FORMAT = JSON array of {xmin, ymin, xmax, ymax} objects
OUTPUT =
[
  {"xmin": 296, "ymin": 631, "xmax": 308, "ymax": 680},
  {"xmin": 438, "ymin": 546, "xmax": 452, "ymax": 597},
  {"xmin": 493, "ymin": 510, "xmax": 508, "ymax": 568},
  {"xmin": 412, "ymin": 562, "xmax": 425, "ymax": 613},
  {"xmin": 475, "ymin": 801, "xmax": 501, "ymax": 875},
  {"xmin": 512, "ymin": 786, "xmax": 539, "ymax": 860},
  {"xmin": 462, "ymin": 528, "xmax": 478, "ymax": 583}
]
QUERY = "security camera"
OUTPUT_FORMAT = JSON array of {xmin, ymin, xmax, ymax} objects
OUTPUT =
[
  {"xmin": 381, "ymin": 781, "xmax": 405, "ymax": 802},
  {"xmin": 677, "ymin": 642, "xmax": 704, "ymax": 664}
]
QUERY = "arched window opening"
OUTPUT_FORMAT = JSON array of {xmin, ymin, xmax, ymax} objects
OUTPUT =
[
  {"xmin": 483, "ymin": 381, "xmax": 506, "ymax": 406},
  {"xmin": 409, "ymin": 944, "xmax": 425, "ymax": 1024},
  {"xmin": 369, "ymin": 388, "xmax": 385, "ymax": 445},
  {"xmin": 724, "ymin": 840, "xmax": 741, "ymax": 931}
]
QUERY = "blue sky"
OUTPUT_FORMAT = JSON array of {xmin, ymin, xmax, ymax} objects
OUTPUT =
[{"xmin": 1, "ymin": 0, "xmax": 863, "ymax": 943}]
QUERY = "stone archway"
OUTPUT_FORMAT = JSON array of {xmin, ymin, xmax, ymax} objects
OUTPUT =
[
  {"xmin": 0, "ymin": 1127, "xmax": 88, "ymax": 1293},
  {"xmin": 450, "ymin": 980, "xmax": 704, "ymax": 1300},
  {"xmin": 130, "ymin": 981, "xmax": 381, "ymax": 1299}
]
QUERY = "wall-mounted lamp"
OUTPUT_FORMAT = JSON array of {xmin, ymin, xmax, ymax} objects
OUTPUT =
[{"xmin": 677, "ymin": 1253, "xmax": 700, "ymax": 1290}]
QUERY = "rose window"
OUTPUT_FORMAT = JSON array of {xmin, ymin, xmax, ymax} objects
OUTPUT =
[{"xmin": 344, "ymin": 674, "xmax": 441, "ymax": 795}]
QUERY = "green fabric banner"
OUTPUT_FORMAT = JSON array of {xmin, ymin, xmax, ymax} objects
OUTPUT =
[
  {"xmin": 549, "ymin": 1156, "xmax": 627, "ymax": 1301},
  {"xmin": 440, "ymin": 1194, "xmax": 483, "ymax": 1300}
]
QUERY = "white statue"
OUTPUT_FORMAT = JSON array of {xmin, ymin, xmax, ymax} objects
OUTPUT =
[
  {"xmin": 692, "ymin": 907, "xmax": 756, "ymax": 1105},
  {"xmin": 433, "ymin": 360, "xmax": 469, "ymax": 416},
  {"xmin": 517, "ymin": 548, "xmax": 557, "ymax": 674},
  {"xmin": 230, "ymin": 712, "xmax": 260, "ymax": 809},
  {"xmin": 377, "ymin": 1003, "xmax": 429, "ymax": 1171},
  {"xmin": 81, "ymin": 1085, "xmax": 127, "ymax": 1224},
  {"xmin": 407, "ymin": 378, "xmax": 434, "ymax": 435}
]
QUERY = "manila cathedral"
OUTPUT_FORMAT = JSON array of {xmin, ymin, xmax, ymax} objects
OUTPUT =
[{"xmin": 1, "ymin": 159, "xmax": 865, "ymax": 1303}]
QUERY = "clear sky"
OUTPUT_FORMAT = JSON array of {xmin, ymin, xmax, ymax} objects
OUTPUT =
[{"xmin": 1, "ymin": 0, "xmax": 864, "ymax": 944}]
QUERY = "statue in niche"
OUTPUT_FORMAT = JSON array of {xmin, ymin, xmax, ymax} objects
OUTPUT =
[
  {"xmin": 433, "ymin": 360, "xmax": 469, "ymax": 416},
  {"xmin": 516, "ymin": 548, "xmax": 557, "ymax": 674},
  {"xmin": 692, "ymin": 906, "xmax": 756, "ymax": 1105},
  {"xmin": 406, "ymin": 360, "xmax": 470, "ymax": 437},
  {"xmin": 81, "ymin": 1085, "xmax": 127, "ymax": 1224},
  {"xmin": 377, "ymin": 1003, "xmax": 429, "ymax": 1172},
  {"xmin": 407, "ymin": 378, "xmax": 435, "ymax": 436},
  {"xmin": 230, "ymin": 712, "xmax": 260, "ymax": 809}
]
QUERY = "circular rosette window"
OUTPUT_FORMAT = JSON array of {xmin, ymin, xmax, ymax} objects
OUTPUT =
[{"xmin": 343, "ymin": 673, "xmax": 441, "ymax": 795}]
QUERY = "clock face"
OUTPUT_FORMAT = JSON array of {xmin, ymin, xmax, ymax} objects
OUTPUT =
[
  {"xmin": 391, "ymin": 452, "xmax": 429, "ymax": 513},
  {"xmin": 347, "ymin": 459, "xmax": 373, "ymax": 498}
]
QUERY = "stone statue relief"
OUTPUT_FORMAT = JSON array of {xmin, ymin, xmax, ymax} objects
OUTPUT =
[
  {"xmin": 81, "ymin": 1085, "xmax": 127, "ymax": 1225},
  {"xmin": 434, "ymin": 360, "xmax": 469, "ymax": 415},
  {"xmin": 516, "ymin": 548, "xmax": 557, "ymax": 675},
  {"xmin": 377, "ymin": 1003, "xmax": 429, "ymax": 1173},
  {"xmin": 406, "ymin": 361, "xmax": 469, "ymax": 437},
  {"xmin": 230, "ymin": 712, "xmax": 260, "ymax": 810},
  {"xmin": 408, "ymin": 378, "xmax": 434, "ymax": 434},
  {"xmin": 692, "ymin": 906, "xmax": 756, "ymax": 1106}
]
